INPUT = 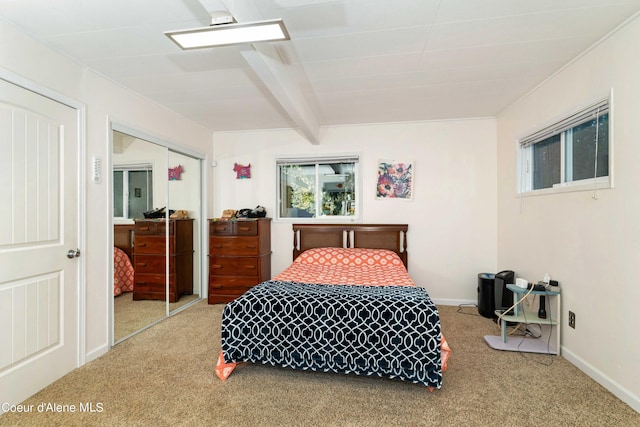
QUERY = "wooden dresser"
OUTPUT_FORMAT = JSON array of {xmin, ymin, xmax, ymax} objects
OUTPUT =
[
  {"xmin": 208, "ymin": 218, "xmax": 271, "ymax": 304},
  {"xmin": 132, "ymin": 218, "xmax": 193, "ymax": 303}
]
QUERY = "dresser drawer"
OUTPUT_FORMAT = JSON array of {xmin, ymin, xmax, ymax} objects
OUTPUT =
[
  {"xmin": 133, "ymin": 273, "xmax": 181, "ymax": 302},
  {"xmin": 208, "ymin": 276, "xmax": 259, "ymax": 292},
  {"xmin": 133, "ymin": 255, "xmax": 175, "ymax": 274},
  {"xmin": 133, "ymin": 278, "xmax": 165, "ymax": 294},
  {"xmin": 134, "ymin": 236, "xmax": 173, "ymax": 254},
  {"xmin": 209, "ymin": 257, "xmax": 259, "ymax": 277},
  {"xmin": 134, "ymin": 273, "xmax": 176, "ymax": 287},
  {"xmin": 134, "ymin": 220, "xmax": 174, "ymax": 235},
  {"xmin": 210, "ymin": 236, "xmax": 259, "ymax": 255},
  {"xmin": 209, "ymin": 221, "xmax": 233, "ymax": 236},
  {"xmin": 210, "ymin": 220, "xmax": 258, "ymax": 236}
]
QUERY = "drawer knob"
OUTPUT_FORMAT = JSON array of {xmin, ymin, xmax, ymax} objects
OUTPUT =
[
  {"xmin": 213, "ymin": 244, "xmax": 223, "ymax": 248},
  {"xmin": 239, "ymin": 226, "xmax": 250, "ymax": 231},
  {"xmin": 136, "ymin": 263, "xmax": 147, "ymax": 267},
  {"xmin": 211, "ymin": 284, "xmax": 223, "ymax": 289},
  {"xmin": 212, "ymin": 264, "xmax": 222, "ymax": 269},
  {"xmin": 244, "ymin": 265, "xmax": 257, "ymax": 270},
  {"xmin": 245, "ymin": 245, "xmax": 256, "ymax": 249},
  {"xmin": 138, "ymin": 243, "xmax": 147, "ymax": 247},
  {"xmin": 139, "ymin": 226, "xmax": 150, "ymax": 231}
]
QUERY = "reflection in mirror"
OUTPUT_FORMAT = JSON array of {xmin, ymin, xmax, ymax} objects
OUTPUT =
[
  {"xmin": 168, "ymin": 150, "xmax": 202, "ymax": 314},
  {"xmin": 113, "ymin": 166, "xmax": 153, "ymax": 219},
  {"xmin": 113, "ymin": 131, "xmax": 167, "ymax": 343}
]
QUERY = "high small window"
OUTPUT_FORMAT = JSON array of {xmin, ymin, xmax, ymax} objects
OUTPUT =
[
  {"xmin": 277, "ymin": 156, "xmax": 359, "ymax": 220},
  {"xmin": 113, "ymin": 164, "xmax": 153, "ymax": 219},
  {"xmin": 519, "ymin": 99, "xmax": 610, "ymax": 193}
]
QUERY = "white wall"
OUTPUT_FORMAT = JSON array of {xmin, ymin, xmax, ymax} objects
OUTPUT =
[
  {"xmin": 497, "ymin": 16, "xmax": 640, "ymax": 411},
  {"xmin": 113, "ymin": 138, "xmax": 167, "ymax": 213},
  {"xmin": 0, "ymin": 20, "xmax": 214, "ymax": 361},
  {"xmin": 213, "ymin": 119, "xmax": 498, "ymax": 304}
]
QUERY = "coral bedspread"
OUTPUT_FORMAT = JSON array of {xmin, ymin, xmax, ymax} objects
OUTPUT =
[
  {"xmin": 114, "ymin": 247, "xmax": 134, "ymax": 296},
  {"xmin": 216, "ymin": 248, "xmax": 450, "ymax": 388},
  {"xmin": 274, "ymin": 247, "xmax": 416, "ymax": 286}
]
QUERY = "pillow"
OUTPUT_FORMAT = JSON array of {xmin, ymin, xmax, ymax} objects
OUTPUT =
[{"xmin": 295, "ymin": 247, "xmax": 404, "ymax": 267}]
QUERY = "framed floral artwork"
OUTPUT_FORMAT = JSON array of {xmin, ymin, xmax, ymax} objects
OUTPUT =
[{"xmin": 376, "ymin": 160, "xmax": 413, "ymax": 200}]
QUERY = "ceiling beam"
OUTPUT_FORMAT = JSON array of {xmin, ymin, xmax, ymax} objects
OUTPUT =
[
  {"xmin": 240, "ymin": 46, "xmax": 320, "ymax": 144},
  {"xmin": 210, "ymin": 0, "xmax": 321, "ymax": 144}
]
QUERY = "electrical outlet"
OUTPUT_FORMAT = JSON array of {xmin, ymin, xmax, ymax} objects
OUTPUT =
[{"xmin": 568, "ymin": 311, "xmax": 576, "ymax": 329}]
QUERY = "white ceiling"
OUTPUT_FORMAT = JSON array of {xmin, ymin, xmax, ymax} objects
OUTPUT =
[{"xmin": 1, "ymin": 0, "xmax": 640, "ymax": 142}]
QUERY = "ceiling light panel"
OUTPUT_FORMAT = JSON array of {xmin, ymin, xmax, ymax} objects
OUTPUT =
[{"xmin": 165, "ymin": 19, "xmax": 290, "ymax": 49}]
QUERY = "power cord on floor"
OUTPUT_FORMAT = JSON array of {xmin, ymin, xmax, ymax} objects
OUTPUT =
[
  {"xmin": 456, "ymin": 303, "xmax": 480, "ymax": 315},
  {"xmin": 457, "ymin": 303, "xmax": 529, "ymax": 338}
]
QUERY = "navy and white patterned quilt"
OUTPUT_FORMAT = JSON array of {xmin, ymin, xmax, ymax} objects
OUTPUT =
[{"xmin": 221, "ymin": 280, "xmax": 443, "ymax": 388}]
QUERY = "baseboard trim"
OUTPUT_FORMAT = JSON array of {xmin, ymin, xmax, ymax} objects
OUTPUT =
[
  {"xmin": 85, "ymin": 345, "xmax": 109, "ymax": 364},
  {"xmin": 433, "ymin": 299, "xmax": 639, "ymax": 413},
  {"xmin": 562, "ymin": 346, "xmax": 640, "ymax": 413}
]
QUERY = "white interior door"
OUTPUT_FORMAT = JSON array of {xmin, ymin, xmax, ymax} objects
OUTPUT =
[{"xmin": 0, "ymin": 78, "xmax": 80, "ymax": 408}]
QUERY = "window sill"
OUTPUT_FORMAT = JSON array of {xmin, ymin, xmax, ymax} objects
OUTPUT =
[{"xmin": 518, "ymin": 177, "xmax": 611, "ymax": 197}]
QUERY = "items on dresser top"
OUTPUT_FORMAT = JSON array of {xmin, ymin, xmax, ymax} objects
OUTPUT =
[
  {"xmin": 142, "ymin": 207, "xmax": 174, "ymax": 219},
  {"xmin": 132, "ymin": 218, "xmax": 194, "ymax": 303},
  {"xmin": 208, "ymin": 218, "xmax": 272, "ymax": 304},
  {"xmin": 220, "ymin": 205, "xmax": 267, "ymax": 219}
]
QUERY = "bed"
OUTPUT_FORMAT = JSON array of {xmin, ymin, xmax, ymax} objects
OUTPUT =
[
  {"xmin": 215, "ymin": 224, "xmax": 450, "ymax": 389},
  {"xmin": 113, "ymin": 246, "xmax": 134, "ymax": 296},
  {"xmin": 114, "ymin": 224, "xmax": 135, "ymax": 297}
]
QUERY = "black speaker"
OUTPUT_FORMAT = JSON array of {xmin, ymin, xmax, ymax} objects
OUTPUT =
[
  {"xmin": 477, "ymin": 273, "xmax": 495, "ymax": 318},
  {"xmin": 494, "ymin": 270, "xmax": 515, "ymax": 315}
]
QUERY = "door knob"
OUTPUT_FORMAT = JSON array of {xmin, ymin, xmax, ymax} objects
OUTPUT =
[{"xmin": 67, "ymin": 248, "xmax": 81, "ymax": 259}]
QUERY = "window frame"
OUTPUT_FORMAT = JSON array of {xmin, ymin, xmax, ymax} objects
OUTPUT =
[
  {"xmin": 113, "ymin": 163, "xmax": 153, "ymax": 220},
  {"xmin": 275, "ymin": 154, "xmax": 361, "ymax": 222},
  {"xmin": 518, "ymin": 97, "xmax": 613, "ymax": 196}
]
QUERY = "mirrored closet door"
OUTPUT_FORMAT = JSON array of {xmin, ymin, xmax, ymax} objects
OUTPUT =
[
  {"xmin": 112, "ymin": 130, "xmax": 203, "ymax": 343},
  {"xmin": 168, "ymin": 149, "xmax": 202, "ymax": 315},
  {"xmin": 113, "ymin": 131, "xmax": 167, "ymax": 342}
]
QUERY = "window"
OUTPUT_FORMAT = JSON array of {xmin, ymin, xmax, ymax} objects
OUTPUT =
[
  {"xmin": 277, "ymin": 156, "xmax": 359, "ymax": 220},
  {"xmin": 113, "ymin": 164, "xmax": 153, "ymax": 219},
  {"xmin": 519, "ymin": 99, "xmax": 610, "ymax": 193}
]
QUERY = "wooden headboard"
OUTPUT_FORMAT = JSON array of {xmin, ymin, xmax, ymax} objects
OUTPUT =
[{"xmin": 292, "ymin": 224, "xmax": 409, "ymax": 269}]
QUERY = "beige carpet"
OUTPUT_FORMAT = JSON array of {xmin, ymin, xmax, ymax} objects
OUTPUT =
[
  {"xmin": 114, "ymin": 293, "xmax": 200, "ymax": 342},
  {"xmin": 1, "ymin": 302, "xmax": 638, "ymax": 426}
]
